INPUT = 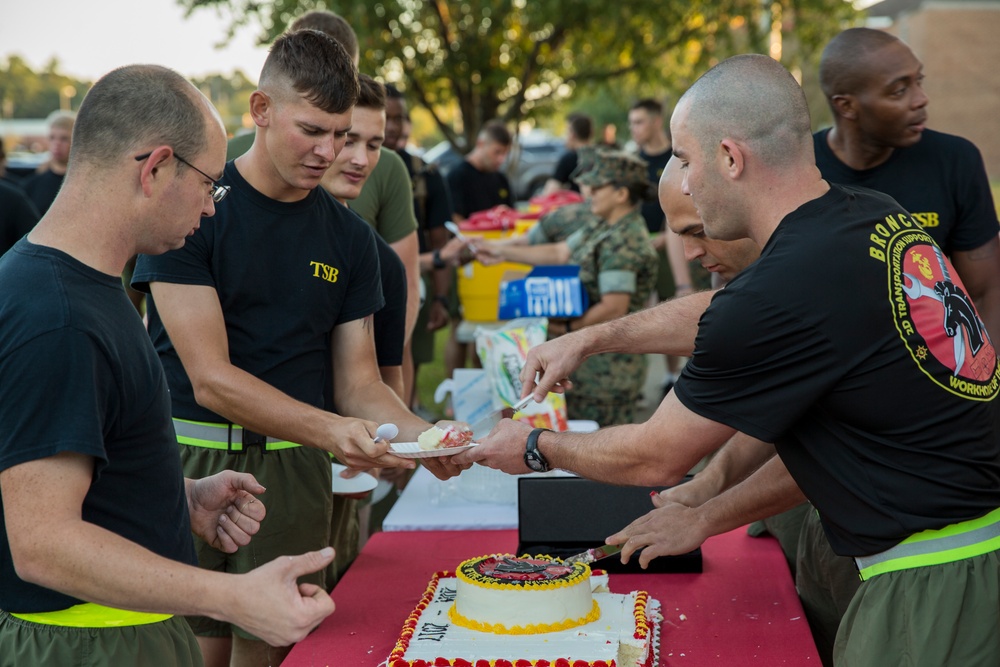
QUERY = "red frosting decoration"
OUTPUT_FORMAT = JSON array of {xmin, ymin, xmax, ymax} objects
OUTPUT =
[{"xmin": 390, "ymin": 570, "xmax": 659, "ymax": 667}]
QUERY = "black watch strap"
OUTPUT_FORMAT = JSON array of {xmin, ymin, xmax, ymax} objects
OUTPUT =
[
  {"xmin": 432, "ymin": 248, "xmax": 446, "ymax": 269},
  {"xmin": 525, "ymin": 427, "xmax": 552, "ymax": 472}
]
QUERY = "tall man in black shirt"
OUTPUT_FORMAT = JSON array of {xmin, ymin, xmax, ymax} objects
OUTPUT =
[
  {"xmin": 815, "ymin": 27, "xmax": 1000, "ymax": 338},
  {"xmin": 133, "ymin": 32, "xmax": 459, "ymax": 667},
  {"xmin": 451, "ymin": 54, "xmax": 1000, "ymax": 667},
  {"xmin": 446, "ymin": 120, "xmax": 515, "ymax": 222},
  {"xmin": 443, "ymin": 120, "xmax": 514, "ymax": 376}
]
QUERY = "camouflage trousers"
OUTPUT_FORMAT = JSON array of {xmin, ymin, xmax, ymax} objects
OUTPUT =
[{"xmin": 568, "ymin": 352, "xmax": 648, "ymax": 426}]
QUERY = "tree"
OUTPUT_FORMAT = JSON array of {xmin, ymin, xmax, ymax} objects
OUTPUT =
[
  {"xmin": 179, "ymin": 0, "xmax": 859, "ymax": 149},
  {"xmin": 0, "ymin": 55, "xmax": 90, "ymax": 119}
]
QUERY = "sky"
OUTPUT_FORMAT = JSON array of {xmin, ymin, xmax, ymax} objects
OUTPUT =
[{"xmin": 1, "ymin": 0, "xmax": 270, "ymax": 82}]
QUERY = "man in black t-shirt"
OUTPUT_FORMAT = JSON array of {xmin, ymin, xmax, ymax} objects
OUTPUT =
[
  {"xmin": 443, "ymin": 120, "xmax": 515, "ymax": 376},
  {"xmin": 814, "ymin": 28, "xmax": 1000, "ymax": 340},
  {"xmin": 446, "ymin": 120, "xmax": 515, "ymax": 221},
  {"xmin": 792, "ymin": 29, "xmax": 1000, "ymax": 662},
  {"xmin": 0, "ymin": 64, "xmax": 337, "ymax": 667},
  {"xmin": 132, "ymin": 32, "xmax": 461, "ymax": 667},
  {"xmin": 23, "ymin": 111, "xmax": 74, "ymax": 215},
  {"xmin": 540, "ymin": 111, "xmax": 593, "ymax": 196},
  {"xmin": 452, "ymin": 55, "xmax": 1000, "ymax": 667},
  {"xmin": 384, "ymin": 84, "xmax": 456, "ymax": 404}
]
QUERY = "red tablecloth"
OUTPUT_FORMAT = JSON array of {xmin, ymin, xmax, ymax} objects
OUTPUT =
[{"xmin": 283, "ymin": 528, "xmax": 819, "ymax": 666}]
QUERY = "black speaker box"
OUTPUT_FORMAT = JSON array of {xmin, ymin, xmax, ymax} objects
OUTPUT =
[{"xmin": 516, "ymin": 475, "xmax": 703, "ymax": 574}]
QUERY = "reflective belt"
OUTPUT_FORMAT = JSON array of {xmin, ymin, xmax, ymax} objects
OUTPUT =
[
  {"xmin": 172, "ymin": 418, "xmax": 300, "ymax": 452},
  {"xmin": 854, "ymin": 506, "xmax": 1000, "ymax": 581},
  {"xmin": 10, "ymin": 603, "xmax": 172, "ymax": 628}
]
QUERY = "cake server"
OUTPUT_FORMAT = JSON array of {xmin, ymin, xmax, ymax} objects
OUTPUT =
[
  {"xmin": 563, "ymin": 543, "xmax": 625, "ymax": 565},
  {"xmin": 470, "ymin": 395, "xmax": 533, "ymax": 439}
]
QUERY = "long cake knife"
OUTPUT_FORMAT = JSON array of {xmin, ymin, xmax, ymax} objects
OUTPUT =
[{"xmin": 562, "ymin": 543, "xmax": 625, "ymax": 566}]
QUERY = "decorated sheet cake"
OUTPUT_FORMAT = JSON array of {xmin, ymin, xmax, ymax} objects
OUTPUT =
[{"xmin": 387, "ymin": 554, "xmax": 662, "ymax": 667}]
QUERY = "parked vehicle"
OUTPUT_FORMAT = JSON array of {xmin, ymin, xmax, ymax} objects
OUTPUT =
[{"xmin": 424, "ymin": 130, "xmax": 566, "ymax": 202}]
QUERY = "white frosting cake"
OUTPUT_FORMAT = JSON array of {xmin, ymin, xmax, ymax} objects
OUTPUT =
[
  {"xmin": 388, "ymin": 570, "xmax": 661, "ymax": 667},
  {"xmin": 451, "ymin": 555, "xmax": 596, "ymax": 633}
]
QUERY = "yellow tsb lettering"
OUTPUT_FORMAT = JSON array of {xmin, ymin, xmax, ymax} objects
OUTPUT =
[
  {"xmin": 309, "ymin": 261, "xmax": 340, "ymax": 283},
  {"xmin": 911, "ymin": 212, "xmax": 940, "ymax": 228}
]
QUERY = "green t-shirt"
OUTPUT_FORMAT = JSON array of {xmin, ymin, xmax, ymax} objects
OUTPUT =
[
  {"xmin": 349, "ymin": 148, "xmax": 418, "ymax": 243},
  {"xmin": 227, "ymin": 132, "xmax": 254, "ymax": 161}
]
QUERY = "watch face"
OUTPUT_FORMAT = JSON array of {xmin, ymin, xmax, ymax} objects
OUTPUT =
[{"xmin": 524, "ymin": 451, "xmax": 548, "ymax": 472}]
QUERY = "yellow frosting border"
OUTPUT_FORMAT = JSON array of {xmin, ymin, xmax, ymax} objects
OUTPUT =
[
  {"xmin": 455, "ymin": 553, "xmax": 591, "ymax": 591},
  {"xmin": 448, "ymin": 598, "xmax": 601, "ymax": 635}
]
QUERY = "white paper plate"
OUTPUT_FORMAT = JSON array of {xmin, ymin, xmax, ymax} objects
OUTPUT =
[
  {"xmin": 389, "ymin": 442, "xmax": 478, "ymax": 459},
  {"xmin": 331, "ymin": 463, "xmax": 377, "ymax": 494}
]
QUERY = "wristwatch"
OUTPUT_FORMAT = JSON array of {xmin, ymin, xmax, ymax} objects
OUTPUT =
[
  {"xmin": 524, "ymin": 427, "xmax": 552, "ymax": 472},
  {"xmin": 432, "ymin": 248, "xmax": 446, "ymax": 269}
]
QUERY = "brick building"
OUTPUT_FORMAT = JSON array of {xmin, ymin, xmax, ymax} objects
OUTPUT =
[{"xmin": 867, "ymin": 0, "xmax": 1000, "ymax": 180}]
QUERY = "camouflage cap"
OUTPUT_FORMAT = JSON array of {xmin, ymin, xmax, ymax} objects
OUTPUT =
[
  {"xmin": 569, "ymin": 145, "xmax": 600, "ymax": 183},
  {"xmin": 574, "ymin": 149, "xmax": 650, "ymax": 188}
]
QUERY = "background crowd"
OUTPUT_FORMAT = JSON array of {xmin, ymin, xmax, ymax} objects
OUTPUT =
[{"xmin": 0, "ymin": 5, "xmax": 998, "ymax": 667}]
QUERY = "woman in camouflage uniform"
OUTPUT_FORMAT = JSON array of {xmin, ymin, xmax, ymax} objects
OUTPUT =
[{"xmin": 477, "ymin": 150, "xmax": 659, "ymax": 424}]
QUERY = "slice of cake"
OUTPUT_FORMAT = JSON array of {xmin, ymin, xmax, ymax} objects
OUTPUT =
[
  {"xmin": 388, "ymin": 554, "xmax": 661, "ymax": 667},
  {"xmin": 417, "ymin": 425, "xmax": 474, "ymax": 451}
]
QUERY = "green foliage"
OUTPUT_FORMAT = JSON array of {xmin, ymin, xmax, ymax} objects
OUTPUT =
[
  {"xmin": 0, "ymin": 56, "xmax": 258, "ymax": 137},
  {"xmin": 179, "ymin": 0, "xmax": 860, "ymax": 148},
  {"xmin": 0, "ymin": 55, "xmax": 90, "ymax": 118}
]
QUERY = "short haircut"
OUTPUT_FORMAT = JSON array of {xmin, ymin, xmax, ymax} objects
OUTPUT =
[
  {"xmin": 679, "ymin": 54, "xmax": 812, "ymax": 167},
  {"xmin": 567, "ymin": 112, "xmax": 593, "ymax": 142},
  {"xmin": 630, "ymin": 98, "xmax": 663, "ymax": 116},
  {"xmin": 46, "ymin": 110, "xmax": 76, "ymax": 132},
  {"xmin": 479, "ymin": 120, "xmax": 512, "ymax": 147},
  {"xmin": 70, "ymin": 64, "xmax": 206, "ymax": 169},
  {"xmin": 290, "ymin": 10, "xmax": 359, "ymax": 62},
  {"xmin": 259, "ymin": 29, "xmax": 359, "ymax": 116},
  {"xmin": 820, "ymin": 28, "xmax": 901, "ymax": 104},
  {"xmin": 384, "ymin": 83, "xmax": 405, "ymax": 101},
  {"xmin": 357, "ymin": 74, "xmax": 386, "ymax": 111}
]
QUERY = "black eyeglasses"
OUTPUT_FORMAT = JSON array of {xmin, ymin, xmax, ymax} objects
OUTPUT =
[{"xmin": 134, "ymin": 151, "xmax": 231, "ymax": 203}]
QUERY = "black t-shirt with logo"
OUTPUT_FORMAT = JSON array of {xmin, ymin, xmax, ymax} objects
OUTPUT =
[
  {"xmin": 0, "ymin": 241, "xmax": 195, "ymax": 612},
  {"xmin": 675, "ymin": 184, "xmax": 1000, "ymax": 557},
  {"xmin": 814, "ymin": 128, "xmax": 999, "ymax": 255},
  {"xmin": 134, "ymin": 161, "xmax": 384, "ymax": 422},
  {"xmin": 446, "ymin": 160, "xmax": 514, "ymax": 219}
]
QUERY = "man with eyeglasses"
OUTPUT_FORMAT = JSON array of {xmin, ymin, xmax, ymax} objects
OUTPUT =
[
  {"xmin": 132, "ymin": 29, "xmax": 464, "ymax": 667},
  {"xmin": 0, "ymin": 64, "xmax": 336, "ymax": 667}
]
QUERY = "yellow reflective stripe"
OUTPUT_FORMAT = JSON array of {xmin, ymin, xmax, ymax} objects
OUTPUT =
[
  {"xmin": 11, "ymin": 603, "xmax": 172, "ymax": 628},
  {"xmin": 856, "ymin": 507, "xmax": 1000, "ymax": 581},
  {"xmin": 858, "ymin": 534, "xmax": 1000, "ymax": 581},
  {"xmin": 903, "ymin": 506, "xmax": 1000, "ymax": 544},
  {"xmin": 175, "ymin": 434, "xmax": 229, "ymax": 450},
  {"xmin": 172, "ymin": 418, "xmax": 300, "ymax": 451}
]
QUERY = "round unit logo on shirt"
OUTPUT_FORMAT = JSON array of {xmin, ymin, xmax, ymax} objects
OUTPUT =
[{"xmin": 887, "ymin": 230, "xmax": 999, "ymax": 400}]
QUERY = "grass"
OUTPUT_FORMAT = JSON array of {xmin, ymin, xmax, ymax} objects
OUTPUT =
[
  {"xmin": 993, "ymin": 183, "xmax": 1000, "ymax": 218},
  {"xmin": 413, "ymin": 328, "xmax": 452, "ymax": 421}
]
